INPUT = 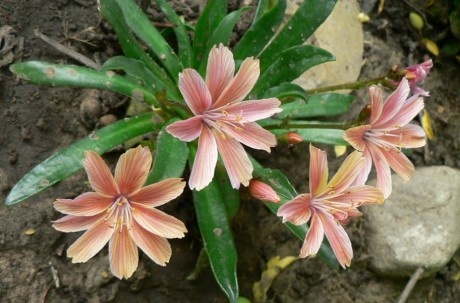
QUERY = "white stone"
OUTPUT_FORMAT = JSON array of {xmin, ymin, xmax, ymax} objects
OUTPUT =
[
  {"xmin": 287, "ymin": 0, "xmax": 364, "ymax": 93},
  {"xmin": 363, "ymin": 166, "xmax": 460, "ymax": 276}
]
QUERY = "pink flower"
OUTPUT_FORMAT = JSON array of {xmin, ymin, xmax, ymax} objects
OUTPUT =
[
  {"xmin": 52, "ymin": 146, "xmax": 187, "ymax": 279},
  {"xmin": 343, "ymin": 78, "xmax": 426, "ymax": 198},
  {"xmin": 389, "ymin": 59, "xmax": 432, "ymax": 96},
  {"xmin": 248, "ymin": 180, "xmax": 281, "ymax": 203},
  {"xmin": 277, "ymin": 145, "xmax": 384, "ymax": 268},
  {"xmin": 166, "ymin": 44, "xmax": 282, "ymax": 190}
]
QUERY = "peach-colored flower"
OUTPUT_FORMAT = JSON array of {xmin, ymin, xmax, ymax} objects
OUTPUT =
[
  {"xmin": 388, "ymin": 59, "xmax": 432, "ymax": 96},
  {"xmin": 166, "ymin": 44, "xmax": 282, "ymax": 191},
  {"xmin": 277, "ymin": 145, "xmax": 384, "ymax": 268},
  {"xmin": 52, "ymin": 146, "xmax": 187, "ymax": 279},
  {"xmin": 343, "ymin": 78, "xmax": 426, "ymax": 198},
  {"xmin": 248, "ymin": 180, "xmax": 281, "ymax": 203}
]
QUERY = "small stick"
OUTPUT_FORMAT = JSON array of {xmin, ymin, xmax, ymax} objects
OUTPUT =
[
  {"xmin": 397, "ymin": 267, "xmax": 425, "ymax": 303},
  {"xmin": 34, "ymin": 29, "xmax": 101, "ymax": 69}
]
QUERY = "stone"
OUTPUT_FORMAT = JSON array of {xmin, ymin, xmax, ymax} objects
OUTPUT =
[
  {"xmin": 286, "ymin": 0, "xmax": 364, "ymax": 93},
  {"xmin": 363, "ymin": 166, "xmax": 460, "ymax": 277}
]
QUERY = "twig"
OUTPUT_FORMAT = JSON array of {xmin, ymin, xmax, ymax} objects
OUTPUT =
[
  {"xmin": 397, "ymin": 267, "xmax": 425, "ymax": 303},
  {"xmin": 34, "ymin": 29, "xmax": 101, "ymax": 69}
]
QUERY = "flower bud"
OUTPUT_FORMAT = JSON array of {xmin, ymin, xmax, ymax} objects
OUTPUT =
[
  {"xmin": 248, "ymin": 180, "xmax": 281, "ymax": 203},
  {"xmin": 287, "ymin": 132, "xmax": 303, "ymax": 145}
]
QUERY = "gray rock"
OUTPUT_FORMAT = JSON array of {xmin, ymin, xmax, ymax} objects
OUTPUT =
[{"xmin": 363, "ymin": 166, "xmax": 460, "ymax": 277}]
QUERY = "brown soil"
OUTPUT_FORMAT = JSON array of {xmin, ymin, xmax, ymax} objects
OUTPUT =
[{"xmin": 1, "ymin": 0, "xmax": 459, "ymax": 302}]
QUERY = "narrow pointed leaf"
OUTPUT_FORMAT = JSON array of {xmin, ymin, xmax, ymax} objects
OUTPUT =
[
  {"xmin": 198, "ymin": 7, "xmax": 250, "ymax": 74},
  {"xmin": 234, "ymin": 0, "xmax": 286, "ymax": 59},
  {"xmin": 10, "ymin": 62, "xmax": 158, "ymax": 105},
  {"xmin": 258, "ymin": 0, "xmax": 337, "ymax": 70},
  {"xmin": 99, "ymin": 0, "xmax": 179, "ymax": 100},
  {"xmin": 157, "ymin": 0, "xmax": 193, "ymax": 68},
  {"xmin": 278, "ymin": 93, "xmax": 354, "ymax": 118},
  {"xmin": 192, "ymin": 0, "xmax": 227, "ymax": 69},
  {"xmin": 215, "ymin": 163, "xmax": 240, "ymax": 220},
  {"xmin": 251, "ymin": 45, "xmax": 334, "ymax": 98},
  {"xmin": 147, "ymin": 119, "xmax": 189, "ymax": 184},
  {"xmin": 271, "ymin": 127, "xmax": 347, "ymax": 145},
  {"xmin": 250, "ymin": 158, "xmax": 340, "ymax": 269},
  {"xmin": 263, "ymin": 82, "xmax": 309, "ymax": 102},
  {"xmin": 6, "ymin": 112, "xmax": 161, "ymax": 205},
  {"xmin": 190, "ymin": 148, "xmax": 239, "ymax": 302},
  {"xmin": 114, "ymin": 0, "xmax": 182, "ymax": 79}
]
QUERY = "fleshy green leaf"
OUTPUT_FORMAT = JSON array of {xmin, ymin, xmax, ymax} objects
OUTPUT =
[
  {"xmin": 258, "ymin": 0, "xmax": 337, "ymax": 70},
  {"xmin": 101, "ymin": 56, "xmax": 165, "ymax": 94},
  {"xmin": 6, "ymin": 112, "xmax": 161, "ymax": 205},
  {"xmin": 190, "ymin": 148, "xmax": 239, "ymax": 302},
  {"xmin": 263, "ymin": 82, "xmax": 309, "ymax": 102},
  {"xmin": 147, "ymin": 119, "xmax": 189, "ymax": 184},
  {"xmin": 234, "ymin": 0, "xmax": 286, "ymax": 59},
  {"xmin": 156, "ymin": 0, "xmax": 193, "ymax": 68},
  {"xmin": 272, "ymin": 127, "xmax": 347, "ymax": 145},
  {"xmin": 252, "ymin": 45, "xmax": 334, "ymax": 98},
  {"xmin": 10, "ymin": 62, "xmax": 158, "ymax": 105},
  {"xmin": 192, "ymin": 0, "xmax": 228, "ymax": 69},
  {"xmin": 278, "ymin": 93, "xmax": 354, "ymax": 119},
  {"xmin": 215, "ymin": 163, "xmax": 241, "ymax": 220},
  {"xmin": 99, "ymin": 0, "xmax": 179, "ymax": 100},
  {"xmin": 198, "ymin": 7, "xmax": 250, "ymax": 74},
  {"xmin": 250, "ymin": 158, "xmax": 340, "ymax": 269},
  {"xmin": 114, "ymin": 0, "xmax": 182, "ymax": 79}
]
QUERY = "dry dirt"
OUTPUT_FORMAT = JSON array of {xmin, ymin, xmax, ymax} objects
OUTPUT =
[{"xmin": 0, "ymin": 0, "xmax": 459, "ymax": 302}]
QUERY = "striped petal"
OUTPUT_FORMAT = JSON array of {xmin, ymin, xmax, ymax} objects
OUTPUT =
[
  {"xmin": 83, "ymin": 151, "xmax": 119, "ymax": 196},
  {"xmin": 277, "ymin": 194, "xmax": 312, "ymax": 225},
  {"xmin": 377, "ymin": 78, "xmax": 410, "ymax": 126},
  {"xmin": 215, "ymin": 136, "xmax": 253, "ymax": 189},
  {"xmin": 166, "ymin": 115, "xmax": 203, "ymax": 142},
  {"xmin": 179, "ymin": 69, "xmax": 212, "ymax": 115},
  {"xmin": 189, "ymin": 126, "xmax": 218, "ymax": 190},
  {"xmin": 206, "ymin": 44, "xmax": 235, "ymax": 100},
  {"xmin": 223, "ymin": 98, "xmax": 282, "ymax": 122},
  {"xmin": 383, "ymin": 149, "xmax": 414, "ymax": 181},
  {"xmin": 369, "ymin": 85, "xmax": 384, "ymax": 124},
  {"xmin": 309, "ymin": 145, "xmax": 329, "ymax": 196},
  {"xmin": 67, "ymin": 219, "xmax": 114, "ymax": 263},
  {"xmin": 129, "ymin": 178, "xmax": 185, "ymax": 207},
  {"xmin": 376, "ymin": 95, "xmax": 424, "ymax": 130},
  {"xmin": 114, "ymin": 146, "xmax": 152, "ymax": 195},
  {"xmin": 132, "ymin": 206, "xmax": 187, "ymax": 239},
  {"xmin": 54, "ymin": 193, "xmax": 113, "ymax": 216},
  {"xmin": 213, "ymin": 57, "xmax": 260, "ymax": 108},
  {"xmin": 300, "ymin": 210, "xmax": 323, "ymax": 258},
  {"xmin": 325, "ymin": 151, "xmax": 365, "ymax": 196},
  {"xmin": 343, "ymin": 125, "xmax": 370, "ymax": 152},
  {"xmin": 222, "ymin": 122, "xmax": 276, "ymax": 152},
  {"xmin": 321, "ymin": 211, "xmax": 353, "ymax": 268},
  {"xmin": 52, "ymin": 213, "xmax": 105, "ymax": 232},
  {"xmin": 109, "ymin": 226, "xmax": 139, "ymax": 279},
  {"xmin": 382, "ymin": 124, "xmax": 426, "ymax": 148},
  {"xmin": 328, "ymin": 185, "xmax": 384, "ymax": 205},
  {"xmin": 130, "ymin": 221, "xmax": 172, "ymax": 266},
  {"xmin": 367, "ymin": 144, "xmax": 392, "ymax": 198}
]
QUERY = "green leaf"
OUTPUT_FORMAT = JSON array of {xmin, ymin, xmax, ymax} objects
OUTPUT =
[
  {"xmin": 101, "ymin": 56, "xmax": 165, "ymax": 94},
  {"xmin": 234, "ymin": 0, "xmax": 286, "ymax": 59},
  {"xmin": 198, "ymin": 7, "xmax": 250, "ymax": 74},
  {"xmin": 215, "ymin": 163, "xmax": 241, "ymax": 220},
  {"xmin": 190, "ymin": 147, "xmax": 239, "ymax": 302},
  {"xmin": 271, "ymin": 127, "xmax": 347, "ymax": 145},
  {"xmin": 99, "ymin": 0, "xmax": 179, "ymax": 100},
  {"xmin": 147, "ymin": 119, "xmax": 189, "ymax": 184},
  {"xmin": 278, "ymin": 93, "xmax": 354, "ymax": 119},
  {"xmin": 252, "ymin": 45, "xmax": 335, "ymax": 98},
  {"xmin": 6, "ymin": 112, "xmax": 161, "ymax": 205},
  {"xmin": 263, "ymin": 82, "xmax": 309, "ymax": 102},
  {"xmin": 156, "ymin": 0, "xmax": 193, "ymax": 68},
  {"xmin": 250, "ymin": 158, "xmax": 340, "ymax": 269},
  {"xmin": 252, "ymin": 0, "xmax": 285, "ymax": 23},
  {"xmin": 114, "ymin": 0, "xmax": 182, "ymax": 79},
  {"xmin": 258, "ymin": 0, "xmax": 337, "ymax": 70},
  {"xmin": 192, "ymin": 0, "xmax": 228, "ymax": 69},
  {"xmin": 10, "ymin": 61, "xmax": 158, "ymax": 105}
]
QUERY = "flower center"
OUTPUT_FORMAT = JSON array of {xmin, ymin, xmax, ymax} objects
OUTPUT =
[
  {"xmin": 105, "ymin": 195, "xmax": 134, "ymax": 232},
  {"xmin": 203, "ymin": 107, "xmax": 244, "ymax": 139}
]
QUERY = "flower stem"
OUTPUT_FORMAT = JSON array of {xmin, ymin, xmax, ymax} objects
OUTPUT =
[{"xmin": 306, "ymin": 76, "xmax": 388, "ymax": 94}]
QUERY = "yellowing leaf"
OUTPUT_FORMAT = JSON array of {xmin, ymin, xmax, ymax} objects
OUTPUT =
[
  {"xmin": 421, "ymin": 38, "xmax": 439, "ymax": 56},
  {"xmin": 421, "ymin": 109, "xmax": 435, "ymax": 140},
  {"xmin": 358, "ymin": 12, "xmax": 370, "ymax": 23},
  {"xmin": 24, "ymin": 228, "xmax": 36, "ymax": 235},
  {"xmin": 334, "ymin": 145, "xmax": 347, "ymax": 157},
  {"xmin": 253, "ymin": 256, "xmax": 298, "ymax": 303},
  {"xmin": 409, "ymin": 12, "xmax": 424, "ymax": 31}
]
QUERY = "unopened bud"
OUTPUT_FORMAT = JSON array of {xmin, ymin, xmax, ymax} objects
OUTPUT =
[
  {"xmin": 287, "ymin": 132, "xmax": 303, "ymax": 144},
  {"xmin": 248, "ymin": 180, "xmax": 281, "ymax": 203}
]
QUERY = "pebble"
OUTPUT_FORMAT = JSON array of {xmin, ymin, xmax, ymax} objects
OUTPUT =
[{"xmin": 363, "ymin": 166, "xmax": 460, "ymax": 276}]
